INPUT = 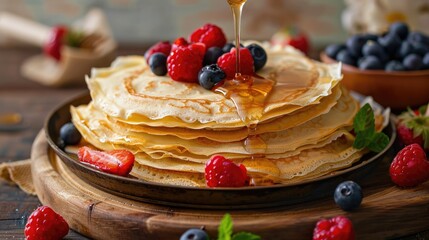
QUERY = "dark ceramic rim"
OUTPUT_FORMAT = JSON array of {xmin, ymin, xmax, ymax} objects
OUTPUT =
[{"xmin": 44, "ymin": 92, "xmax": 396, "ymax": 192}]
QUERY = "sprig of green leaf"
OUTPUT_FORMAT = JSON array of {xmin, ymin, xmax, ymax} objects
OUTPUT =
[
  {"xmin": 218, "ymin": 214, "xmax": 261, "ymax": 240},
  {"xmin": 353, "ymin": 103, "xmax": 389, "ymax": 152}
]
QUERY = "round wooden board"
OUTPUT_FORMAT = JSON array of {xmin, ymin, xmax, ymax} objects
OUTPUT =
[{"xmin": 31, "ymin": 131, "xmax": 429, "ymax": 240}]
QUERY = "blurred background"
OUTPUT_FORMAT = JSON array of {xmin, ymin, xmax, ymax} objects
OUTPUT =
[{"xmin": 0, "ymin": 0, "xmax": 347, "ymax": 47}]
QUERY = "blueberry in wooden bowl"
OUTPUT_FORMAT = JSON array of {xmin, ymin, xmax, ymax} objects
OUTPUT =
[{"xmin": 321, "ymin": 22, "xmax": 429, "ymax": 110}]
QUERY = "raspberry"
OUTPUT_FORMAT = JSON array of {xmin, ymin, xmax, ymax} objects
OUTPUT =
[
  {"xmin": 217, "ymin": 48, "xmax": 255, "ymax": 79},
  {"xmin": 205, "ymin": 155, "xmax": 248, "ymax": 187},
  {"xmin": 313, "ymin": 216, "xmax": 355, "ymax": 240},
  {"xmin": 24, "ymin": 206, "xmax": 69, "ymax": 240},
  {"xmin": 390, "ymin": 143, "xmax": 429, "ymax": 187},
  {"xmin": 172, "ymin": 37, "xmax": 189, "ymax": 51},
  {"xmin": 190, "ymin": 24, "xmax": 227, "ymax": 49},
  {"xmin": 397, "ymin": 124, "xmax": 424, "ymax": 147},
  {"xmin": 44, "ymin": 25, "xmax": 67, "ymax": 61},
  {"xmin": 167, "ymin": 43, "xmax": 205, "ymax": 83},
  {"xmin": 144, "ymin": 41, "xmax": 172, "ymax": 63}
]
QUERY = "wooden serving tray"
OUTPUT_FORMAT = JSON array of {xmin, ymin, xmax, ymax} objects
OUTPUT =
[{"xmin": 31, "ymin": 131, "xmax": 429, "ymax": 240}]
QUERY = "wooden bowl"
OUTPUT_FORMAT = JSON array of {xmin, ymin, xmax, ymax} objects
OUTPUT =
[{"xmin": 320, "ymin": 52, "xmax": 429, "ymax": 109}]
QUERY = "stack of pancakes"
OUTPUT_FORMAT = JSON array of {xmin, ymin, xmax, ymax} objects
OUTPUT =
[{"xmin": 71, "ymin": 43, "xmax": 378, "ymax": 187}]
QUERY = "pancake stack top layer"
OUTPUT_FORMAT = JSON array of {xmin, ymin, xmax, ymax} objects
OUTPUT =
[{"xmin": 71, "ymin": 43, "xmax": 369, "ymax": 187}]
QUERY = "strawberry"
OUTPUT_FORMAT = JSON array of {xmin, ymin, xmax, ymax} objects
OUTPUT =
[
  {"xmin": 77, "ymin": 146, "xmax": 135, "ymax": 176},
  {"xmin": 313, "ymin": 216, "xmax": 355, "ymax": 240},
  {"xmin": 144, "ymin": 41, "xmax": 172, "ymax": 63},
  {"xmin": 24, "ymin": 206, "xmax": 69, "ymax": 240},
  {"xmin": 189, "ymin": 24, "xmax": 227, "ymax": 49},
  {"xmin": 44, "ymin": 25, "xmax": 67, "ymax": 61},
  {"xmin": 205, "ymin": 155, "xmax": 248, "ymax": 187},
  {"xmin": 271, "ymin": 26, "xmax": 310, "ymax": 55},
  {"xmin": 396, "ymin": 105, "xmax": 429, "ymax": 150},
  {"xmin": 390, "ymin": 143, "xmax": 429, "ymax": 187},
  {"xmin": 217, "ymin": 48, "xmax": 255, "ymax": 79},
  {"xmin": 167, "ymin": 43, "xmax": 205, "ymax": 83}
]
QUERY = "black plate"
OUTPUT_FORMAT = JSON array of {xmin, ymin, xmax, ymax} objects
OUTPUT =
[{"xmin": 45, "ymin": 93, "xmax": 396, "ymax": 209}]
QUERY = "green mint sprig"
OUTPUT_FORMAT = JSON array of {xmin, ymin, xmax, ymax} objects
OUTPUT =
[
  {"xmin": 218, "ymin": 214, "xmax": 261, "ymax": 240},
  {"xmin": 353, "ymin": 103, "xmax": 389, "ymax": 152}
]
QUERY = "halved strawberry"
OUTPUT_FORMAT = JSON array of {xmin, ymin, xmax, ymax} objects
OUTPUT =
[
  {"xmin": 44, "ymin": 25, "xmax": 68, "ymax": 61},
  {"xmin": 77, "ymin": 146, "xmax": 135, "ymax": 176}
]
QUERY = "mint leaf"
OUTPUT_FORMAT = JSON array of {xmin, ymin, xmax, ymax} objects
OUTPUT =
[
  {"xmin": 353, "ymin": 131, "xmax": 374, "ymax": 149},
  {"xmin": 367, "ymin": 132, "xmax": 389, "ymax": 152},
  {"xmin": 353, "ymin": 103, "xmax": 375, "ymax": 133},
  {"xmin": 232, "ymin": 232, "xmax": 261, "ymax": 240},
  {"xmin": 353, "ymin": 103, "xmax": 390, "ymax": 152},
  {"xmin": 218, "ymin": 214, "xmax": 233, "ymax": 240}
]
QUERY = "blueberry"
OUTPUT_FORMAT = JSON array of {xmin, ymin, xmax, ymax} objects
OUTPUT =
[
  {"xmin": 389, "ymin": 22, "xmax": 409, "ymax": 40},
  {"xmin": 423, "ymin": 53, "xmax": 429, "ymax": 69},
  {"xmin": 246, "ymin": 43, "xmax": 267, "ymax": 71},
  {"xmin": 222, "ymin": 42, "xmax": 244, "ymax": 53},
  {"xmin": 410, "ymin": 41, "xmax": 429, "ymax": 57},
  {"xmin": 362, "ymin": 33, "xmax": 378, "ymax": 42},
  {"xmin": 358, "ymin": 55, "xmax": 384, "ymax": 70},
  {"xmin": 325, "ymin": 43, "xmax": 346, "ymax": 59},
  {"xmin": 407, "ymin": 32, "xmax": 429, "ymax": 46},
  {"xmin": 198, "ymin": 64, "xmax": 226, "ymax": 90},
  {"xmin": 403, "ymin": 54, "xmax": 423, "ymax": 70},
  {"xmin": 334, "ymin": 181, "xmax": 363, "ymax": 211},
  {"xmin": 149, "ymin": 53, "xmax": 167, "ymax": 76},
  {"xmin": 180, "ymin": 229, "xmax": 209, "ymax": 240},
  {"xmin": 378, "ymin": 32, "xmax": 402, "ymax": 57},
  {"xmin": 346, "ymin": 35, "xmax": 366, "ymax": 57},
  {"xmin": 336, "ymin": 49, "xmax": 356, "ymax": 66},
  {"xmin": 362, "ymin": 41, "xmax": 388, "ymax": 62},
  {"xmin": 398, "ymin": 41, "xmax": 415, "ymax": 59},
  {"xmin": 385, "ymin": 60, "xmax": 406, "ymax": 71},
  {"xmin": 203, "ymin": 47, "xmax": 223, "ymax": 66},
  {"xmin": 59, "ymin": 122, "xmax": 81, "ymax": 145}
]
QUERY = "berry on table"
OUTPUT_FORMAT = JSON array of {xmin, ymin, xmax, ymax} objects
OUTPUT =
[
  {"xmin": 180, "ymin": 229, "xmax": 209, "ymax": 240},
  {"xmin": 144, "ymin": 41, "xmax": 172, "ymax": 63},
  {"xmin": 24, "ymin": 206, "xmax": 69, "ymax": 240},
  {"xmin": 44, "ymin": 25, "xmax": 67, "ymax": 61},
  {"xmin": 203, "ymin": 47, "xmax": 224, "ymax": 66},
  {"xmin": 385, "ymin": 60, "xmax": 406, "ymax": 71},
  {"xmin": 358, "ymin": 55, "xmax": 384, "ymax": 70},
  {"xmin": 167, "ymin": 43, "xmax": 205, "ymax": 83},
  {"xmin": 389, "ymin": 22, "xmax": 409, "ymax": 40},
  {"xmin": 403, "ymin": 54, "xmax": 423, "ymax": 70},
  {"xmin": 336, "ymin": 49, "xmax": 356, "ymax": 66},
  {"xmin": 246, "ymin": 43, "xmax": 267, "ymax": 71},
  {"xmin": 149, "ymin": 53, "xmax": 168, "ymax": 76},
  {"xmin": 78, "ymin": 146, "xmax": 135, "ymax": 176},
  {"xmin": 325, "ymin": 43, "xmax": 346, "ymax": 59},
  {"xmin": 346, "ymin": 35, "xmax": 366, "ymax": 57},
  {"xmin": 313, "ymin": 216, "xmax": 355, "ymax": 240},
  {"xmin": 205, "ymin": 155, "xmax": 248, "ymax": 187},
  {"xmin": 198, "ymin": 64, "xmax": 226, "ymax": 90},
  {"xmin": 390, "ymin": 143, "xmax": 429, "ymax": 187},
  {"xmin": 59, "ymin": 122, "xmax": 81, "ymax": 145},
  {"xmin": 217, "ymin": 47, "xmax": 254, "ymax": 79},
  {"xmin": 189, "ymin": 23, "xmax": 227, "ymax": 49},
  {"xmin": 334, "ymin": 181, "xmax": 363, "ymax": 211}
]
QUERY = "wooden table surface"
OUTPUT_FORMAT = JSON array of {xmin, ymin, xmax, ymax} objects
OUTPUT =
[{"xmin": 0, "ymin": 46, "xmax": 427, "ymax": 239}]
